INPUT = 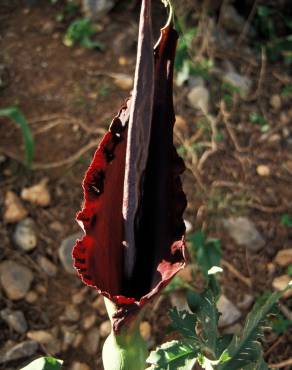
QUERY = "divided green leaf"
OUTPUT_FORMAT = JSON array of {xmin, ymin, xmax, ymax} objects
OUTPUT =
[{"xmin": 20, "ymin": 357, "xmax": 63, "ymax": 370}]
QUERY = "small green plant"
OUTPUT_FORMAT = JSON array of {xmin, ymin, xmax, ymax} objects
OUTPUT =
[
  {"xmin": 249, "ymin": 112, "xmax": 269, "ymax": 133},
  {"xmin": 253, "ymin": 5, "xmax": 292, "ymax": 64},
  {"xmin": 0, "ymin": 106, "xmax": 34, "ymax": 167},
  {"xmin": 280, "ymin": 214, "xmax": 292, "ymax": 227},
  {"xmin": 63, "ymin": 18, "xmax": 103, "ymax": 49},
  {"xmin": 281, "ymin": 84, "xmax": 292, "ymax": 97},
  {"xmin": 20, "ymin": 357, "xmax": 62, "ymax": 370},
  {"xmin": 287, "ymin": 265, "xmax": 292, "ymax": 277},
  {"xmin": 272, "ymin": 313, "xmax": 292, "ymax": 335}
]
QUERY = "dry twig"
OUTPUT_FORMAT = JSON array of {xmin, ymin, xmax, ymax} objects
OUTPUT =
[{"xmin": 221, "ymin": 259, "xmax": 252, "ymax": 288}]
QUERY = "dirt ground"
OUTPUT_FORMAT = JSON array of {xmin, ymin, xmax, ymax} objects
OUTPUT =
[{"xmin": 0, "ymin": 0, "xmax": 292, "ymax": 369}]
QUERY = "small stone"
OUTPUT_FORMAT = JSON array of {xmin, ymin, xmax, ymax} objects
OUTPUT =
[
  {"xmin": 140, "ymin": 321, "xmax": 151, "ymax": 341},
  {"xmin": 99, "ymin": 320, "xmax": 111, "ymax": 338},
  {"xmin": 38, "ymin": 256, "xmax": 57, "ymax": 276},
  {"xmin": 274, "ymin": 249, "xmax": 292, "ymax": 267},
  {"xmin": 223, "ymin": 217, "xmax": 265, "ymax": 252},
  {"xmin": 268, "ymin": 134, "xmax": 281, "ymax": 145},
  {"xmin": 187, "ymin": 86, "xmax": 209, "ymax": 113},
  {"xmin": 0, "ymin": 261, "xmax": 33, "ymax": 300},
  {"xmin": 118, "ymin": 56, "xmax": 129, "ymax": 66},
  {"xmin": 256, "ymin": 165, "xmax": 270, "ymax": 177},
  {"xmin": 0, "ymin": 340, "xmax": 38, "ymax": 364},
  {"xmin": 73, "ymin": 333, "xmax": 83, "ymax": 348},
  {"xmin": 82, "ymin": 0, "xmax": 116, "ymax": 19},
  {"xmin": 221, "ymin": 4, "xmax": 245, "ymax": 33},
  {"xmin": 83, "ymin": 327, "xmax": 100, "ymax": 355},
  {"xmin": 13, "ymin": 218, "xmax": 37, "ymax": 252},
  {"xmin": 41, "ymin": 21, "xmax": 54, "ymax": 35},
  {"xmin": 62, "ymin": 330, "xmax": 76, "ymax": 351},
  {"xmin": 72, "ymin": 288, "xmax": 87, "ymax": 305},
  {"xmin": 92, "ymin": 295, "xmax": 107, "ymax": 315},
  {"xmin": 0, "ymin": 309, "xmax": 28, "ymax": 334},
  {"xmin": 4, "ymin": 191, "xmax": 28, "ymax": 223},
  {"xmin": 223, "ymin": 71, "xmax": 251, "ymax": 97},
  {"xmin": 267, "ymin": 262, "xmax": 276, "ymax": 275},
  {"xmin": 21, "ymin": 178, "xmax": 51, "ymax": 207},
  {"xmin": 25, "ymin": 291, "xmax": 38, "ymax": 303},
  {"xmin": 70, "ymin": 362, "xmax": 90, "ymax": 370},
  {"xmin": 237, "ymin": 294, "xmax": 254, "ymax": 310},
  {"xmin": 280, "ymin": 113, "xmax": 289, "ymax": 125},
  {"xmin": 49, "ymin": 221, "xmax": 63, "ymax": 232},
  {"xmin": 222, "ymin": 323, "xmax": 243, "ymax": 335},
  {"xmin": 270, "ymin": 94, "xmax": 282, "ymax": 110},
  {"xmin": 217, "ymin": 295, "xmax": 241, "ymax": 328},
  {"xmin": 272, "ymin": 275, "xmax": 292, "ymax": 298},
  {"xmin": 112, "ymin": 73, "xmax": 133, "ymax": 90},
  {"xmin": 27, "ymin": 330, "xmax": 54, "ymax": 344},
  {"xmin": 82, "ymin": 313, "xmax": 97, "ymax": 330},
  {"xmin": 170, "ymin": 291, "xmax": 191, "ymax": 312},
  {"xmin": 59, "ymin": 232, "xmax": 83, "ymax": 274},
  {"xmin": 63, "ymin": 305, "xmax": 80, "ymax": 322}
]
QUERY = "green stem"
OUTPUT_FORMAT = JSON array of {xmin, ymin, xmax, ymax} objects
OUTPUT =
[{"xmin": 102, "ymin": 298, "xmax": 148, "ymax": 370}]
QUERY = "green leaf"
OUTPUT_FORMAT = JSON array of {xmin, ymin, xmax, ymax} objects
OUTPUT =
[
  {"xmin": 187, "ymin": 288, "xmax": 219, "ymax": 355},
  {"xmin": 249, "ymin": 112, "xmax": 267, "ymax": 126},
  {"xmin": 169, "ymin": 309, "xmax": 198, "ymax": 340},
  {"xmin": 218, "ymin": 291, "xmax": 282, "ymax": 370},
  {"xmin": 20, "ymin": 357, "xmax": 63, "ymax": 370},
  {"xmin": 0, "ymin": 106, "xmax": 34, "ymax": 166},
  {"xmin": 271, "ymin": 313, "xmax": 292, "ymax": 334},
  {"xmin": 163, "ymin": 276, "xmax": 193, "ymax": 294},
  {"xmin": 188, "ymin": 231, "xmax": 222, "ymax": 277},
  {"xmin": 147, "ymin": 340, "xmax": 198, "ymax": 370},
  {"xmin": 241, "ymin": 356, "xmax": 268, "ymax": 370},
  {"xmin": 280, "ymin": 214, "xmax": 292, "ymax": 227}
]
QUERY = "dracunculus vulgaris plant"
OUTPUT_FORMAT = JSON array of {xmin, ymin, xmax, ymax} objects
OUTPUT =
[{"xmin": 73, "ymin": 0, "xmax": 187, "ymax": 369}]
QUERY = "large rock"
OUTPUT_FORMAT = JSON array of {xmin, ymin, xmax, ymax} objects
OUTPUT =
[
  {"xmin": 217, "ymin": 295, "xmax": 241, "ymax": 328},
  {"xmin": 59, "ymin": 232, "xmax": 83, "ymax": 274},
  {"xmin": 223, "ymin": 217, "xmax": 265, "ymax": 252},
  {"xmin": 0, "ymin": 341, "xmax": 38, "ymax": 364},
  {"xmin": 13, "ymin": 218, "xmax": 37, "ymax": 252},
  {"xmin": 0, "ymin": 261, "xmax": 33, "ymax": 300}
]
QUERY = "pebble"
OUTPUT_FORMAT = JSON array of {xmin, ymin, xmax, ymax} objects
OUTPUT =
[
  {"xmin": 72, "ymin": 288, "xmax": 87, "ymax": 305},
  {"xmin": 274, "ymin": 248, "xmax": 292, "ymax": 267},
  {"xmin": 0, "ymin": 309, "xmax": 28, "ymax": 334},
  {"xmin": 99, "ymin": 320, "xmax": 111, "ymax": 338},
  {"xmin": 237, "ymin": 294, "xmax": 254, "ymax": 310},
  {"xmin": 62, "ymin": 330, "xmax": 76, "ymax": 351},
  {"xmin": 83, "ymin": 327, "xmax": 100, "ymax": 355},
  {"xmin": 223, "ymin": 71, "xmax": 251, "ymax": 97},
  {"xmin": 217, "ymin": 295, "xmax": 241, "ymax": 328},
  {"xmin": 272, "ymin": 275, "xmax": 292, "ymax": 299},
  {"xmin": 25, "ymin": 291, "xmax": 38, "ymax": 303},
  {"xmin": 82, "ymin": 0, "xmax": 116, "ymax": 19},
  {"xmin": 0, "ymin": 261, "xmax": 33, "ymax": 300},
  {"xmin": 63, "ymin": 305, "xmax": 80, "ymax": 322},
  {"xmin": 38, "ymin": 256, "xmax": 57, "ymax": 276},
  {"xmin": 170, "ymin": 291, "xmax": 191, "ymax": 312},
  {"xmin": 0, "ymin": 340, "xmax": 38, "ymax": 364},
  {"xmin": 187, "ymin": 86, "xmax": 209, "ymax": 113},
  {"xmin": 59, "ymin": 232, "xmax": 84, "ymax": 274},
  {"xmin": 221, "ymin": 4, "xmax": 245, "ymax": 33},
  {"xmin": 223, "ymin": 217, "xmax": 265, "ymax": 252},
  {"xmin": 92, "ymin": 295, "xmax": 107, "ymax": 315},
  {"xmin": 70, "ymin": 362, "xmax": 90, "ymax": 370},
  {"xmin": 270, "ymin": 94, "xmax": 282, "ymax": 110},
  {"xmin": 222, "ymin": 323, "xmax": 243, "ymax": 335},
  {"xmin": 4, "ymin": 191, "xmax": 28, "ymax": 223},
  {"xmin": 140, "ymin": 321, "xmax": 151, "ymax": 341},
  {"xmin": 82, "ymin": 313, "xmax": 97, "ymax": 330},
  {"xmin": 112, "ymin": 73, "xmax": 133, "ymax": 90},
  {"xmin": 13, "ymin": 218, "xmax": 37, "ymax": 252},
  {"xmin": 27, "ymin": 330, "xmax": 54, "ymax": 344},
  {"xmin": 21, "ymin": 178, "xmax": 51, "ymax": 207},
  {"xmin": 256, "ymin": 165, "xmax": 270, "ymax": 177}
]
